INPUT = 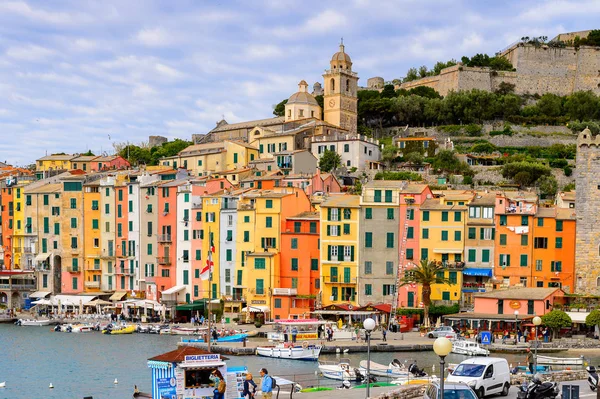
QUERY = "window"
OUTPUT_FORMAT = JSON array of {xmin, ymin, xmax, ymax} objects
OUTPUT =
[
  {"xmin": 538, "ymin": 218, "xmax": 544, "ymax": 227},
  {"xmin": 365, "ymin": 284, "xmax": 372, "ymax": 295},
  {"xmin": 385, "ymin": 190, "xmax": 392, "ymax": 202},
  {"xmin": 254, "ymin": 258, "xmax": 266, "ymax": 269},
  {"xmin": 468, "ymin": 227, "xmax": 476, "ymax": 239},
  {"xmin": 442, "ymin": 292, "xmax": 450, "ymax": 301},
  {"xmin": 244, "ymin": 215, "xmax": 250, "ymax": 223},
  {"xmin": 386, "ymin": 261, "xmax": 394, "ymax": 275},
  {"xmin": 407, "ymin": 209, "xmax": 414, "ymax": 220},
  {"xmin": 521, "ymin": 216, "xmax": 528, "ymax": 226},
  {"xmin": 468, "ymin": 249, "xmax": 476, "ymax": 262},
  {"xmin": 500, "ymin": 215, "xmax": 507, "ymax": 226},
  {"xmin": 520, "ymin": 254, "xmax": 528, "ymax": 267},
  {"xmin": 449, "ymin": 271, "xmax": 457, "ymax": 284},
  {"xmin": 454, "ymin": 212, "xmax": 461, "ymax": 222},
  {"xmin": 256, "ymin": 279, "xmax": 264, "ymax": 295},
  {"xmin": 500, "ymin": 234, "xmax": 507, "ymax": 245},
  {"xmin": 330, "ymin": 266, "xmax": 338, "ymax": 282},
  {"xmin": 343, "ymin": 208, "xmax": 351, "ymax": 219},
  {"xmin": 293, "ymin": 221, "xmax": 301, "ymax": 233},
  {"xmin": 92, "ymin": 219, "xmax": 99, "ymax": 229},
  {"xmin": 441, "ymin": 211, "xmax": 448, "ymax": 222},
  {"xmin": 195, "ymin": 250, "xmax": 200, "ymax": 260},
  {"xmin": 536, "ymin": 260, "xmax": 542, "ymax": 271},
  {"xmin": 291, "ymin": 238, "xmax": 298, "ymax": 249},
  {"xmin": 70, "ymin": 198, "xmax": 77, "ymax": 209},
  {"xmin": 365, "ymin": 208, "xmax": 372, "ymax": 219},
  {"xmin": 556, "ymin": 220, "xmax": 563, "ymax": 232},
  {"xmin": 71, "ymin": 237, "xmax": 78, "ymax": 249},
  {"xmin": 386, "ymin": 232, "xmax": 394, "ymax": 248},
  {"xmin": 329, "ymin": 225, "xmax": 339, "ymax": 236},
  {"xmin": 421, "ymin": 248, "xmax": 428, "ymax": 260},
  {"xmin": 499, "ymin": 254, "xmax": 510, "ymax": 267},
  {"xmin": 265, "ymin": 199, "xmax": 273, "ymax": 209},
  {"xmin": 441, "ymin": 231, "xmax": 448, "ymax": 241},
  {"xmin": 383, "ymin": 285, "xmax": 395, "ymax": 296},
  {"xmin": 310, "ymin": 222, "xmax": 317, "ymax": 233},
  {"xmin": 483, "ymin": 207, "xmax": 493, "ymax": 219},
  {"xmin": 266, "ymin": 217, "xmax": 272, "ymax": 228},
  {"xmin": 534, "ymin": 237, "xmax": 548, "ymax": 249},
  {"xmin": 469, "ymin": 207, "xmax": 481, "ymax": 218},
  {"xmin": 311, "ymin": 259, "xmax": 319, "ymax": 271},
  {"xmin": 274, "ymin": 298, "xmax": 282, "ymax": 309},
  {"xmin": 291, "ymin": 258, "xmax": 298, "ymax": 271},
  {"xmin": 551, "ymin": 261, "xmax": 562, "ymax": 272},
  {"xmin": 521, "ymin": 235, "xmax": 528, "ymax": 246},
  {"xmin": 330, "ymin": 208, "xmax": 339, "ymax": 221},
  {"xmin": 423, "ymin": 211, "xmax": 430, "ymax": 221},
  {"xmin": 226, "ymin": 249, "xmax": 232, "ymax": 262},
  {"xmin": 556, "ymin": 237, "xmax": 563, "ymax": 249},
  {"xmin": 407, "ymin": 227, "xmax": 414, "ymax": 239},
  {"xmin": 482, "ymin": 249, "xmax": 490, "ymax": 262},
  {"xmin": 365, "ymin": 232, "xmax": 373, "ymax": 248},
  {"xmin": 374, "ymin": 190, "xmax": 382, "ymax": 203},
  {"xmin": 422, "ymin": 228, "xmax": 429, "ymax": 239},
  {"xmin": 244, "ymin": 231, "xmax": 250, "ymax": 242},
  {"xmin": 54, "ymin": 222, "xmax": 59, "ymax": 235},
  {"xmin": 364, "ymin": 261, "xmax": 373, "ymax": 275},
  {"xmin": 454, "ymin": 231, "xmax": 461, "ymax": 241},
  {"xmin": 330, "ymin": 246, "xmax": 338, "ymax": 259}
]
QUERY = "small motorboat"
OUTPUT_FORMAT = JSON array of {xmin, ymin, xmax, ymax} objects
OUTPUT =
[
  {"xmin": 256, "ymin": 342, "xmax": 322, "ymax": 361},
  {"xmin": 0, "ymin": 381, "xmax": 5, "ymax": 388},
  {"xmin": 102, "ymin": 323, "xmax": 136, "ymax": 335},
  {"xmin": 318, "ymin": 358, "xmax": 363, "ymax": 381},
  {"xmin": 536, "ymin": 355, "xmax": 584, "ymax": 366},
  {"xmin": 183, "ymin": 333, "xmax": 248, "ymax": 343},
  {"xmin": 16, "ymin": 319, "xmax": 53, "ymax": 326},
  {"xmin": 168, "ymin": 326, "xmax": 207, "ymax": 336},
  {"xmin": 451, "ymin": 339, "xmax": 490, "ymax": 356},
  {"xmin": 358, "ymin": 359, "xmax": 409, "ymax": 379}
]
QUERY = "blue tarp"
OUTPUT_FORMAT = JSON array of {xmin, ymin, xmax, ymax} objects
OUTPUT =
[{"xmin": 462, "ymin": 268, "xmax": 493, "ymax": 277}]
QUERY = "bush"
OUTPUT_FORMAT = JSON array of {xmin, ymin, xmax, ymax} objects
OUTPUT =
[
  {"xmin": 470, "ymin": 142, "xmax": 497, "ymax": 153},
  {"xmin": 464, "ymin": 124, "xmax": 483, "ymax": 136},
  {"xmin": 501, "ymin": 161, "xmax": 552, "ymax": 186},
  {"xmin": 374, "ymin": 171, "xmax": 422, "ymax": 181},
  {"xmin": 439, "ymin": 125, "xmax": 463, "ymax": 134},
  {"xmin": 563, "ymin": 166, "xmax": 573, "ymax": 176},
  {"xmin": 549, "ymin": 159, "xmax": 568, "ymax": 168},
  {"xmin": 463, "ymin": 175, "xmax": 473, "ymax": 185}
]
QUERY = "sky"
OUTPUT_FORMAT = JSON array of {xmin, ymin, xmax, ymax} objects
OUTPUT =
[{"xmin": 0, "ymin": 0, "xmax": 599, "ymax": 166}]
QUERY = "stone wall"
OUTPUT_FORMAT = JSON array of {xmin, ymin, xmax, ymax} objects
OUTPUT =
[
  {"xmin": 148, "ymin": 135, "xmax": 168, "ymax": 148},
  {"xmin": 377, "ymin": 385, "xmax": 425, "ymax": 399}
]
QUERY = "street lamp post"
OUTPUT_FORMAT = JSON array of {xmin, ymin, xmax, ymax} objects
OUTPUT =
[
  {"xmin": 533, "ymin": 316, "xmax": 542, "ymax": 373},
  {"xmin": 363, "ymin": 317, "xmax": 376, "ymax": 399},
  {"xmin": 514, "ymin": 310, "xmax": 519, "ymax": 345},
  {"xmin": 433, "ymin": 337, "xmax": 453, "ymax": 399}
]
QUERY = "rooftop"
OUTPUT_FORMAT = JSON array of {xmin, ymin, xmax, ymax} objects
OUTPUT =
[
  {"xmin": 503, "ymin": 191, "xmax": 538, "ymax": 202},
  {"xmin": 469, "ymin": 193, "xmax": 496, "ymax": 206},
  {"xmin": 287, "ymin": 211, "xmax": 320, "ymax": 220},
  {"xmin": 321, "ymin": 194, "xmax": 360, "ymax": 208},
  {"xmin": 420, "ymin": 198, "xmax": 468, "ymax": 210},
  {"xmin": 210, "ymin": 117, "xmax": 285, "ymax": 133},
  {"xmin": 474, "ymin": 287, "xmax": 562, "ymax": 300},
  {"xmin": 148, "ymin": 347, "xmax": 227, "ymax": 363},
  {"xmin": 37, "ymin": 154, "xmax": 75, "ymax": 161}
]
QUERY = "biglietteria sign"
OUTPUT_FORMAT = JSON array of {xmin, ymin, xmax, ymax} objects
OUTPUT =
[{"xmin": 184, "ymin": 354, "xmax": 221, "ymax": 363}]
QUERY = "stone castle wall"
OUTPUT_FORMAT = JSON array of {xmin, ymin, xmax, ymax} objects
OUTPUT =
[{"xmin": 396, "ymin": 44, "xmax": 600, "ymax": 97}]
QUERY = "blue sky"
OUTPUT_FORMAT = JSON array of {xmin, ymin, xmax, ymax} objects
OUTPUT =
[{"xmin": 1, "ymin": 0, "xmax": 599, "ymax": 166}]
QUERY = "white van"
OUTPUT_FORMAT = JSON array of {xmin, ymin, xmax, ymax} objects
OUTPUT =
[{"xmin": 447, "ymin": 357, "xmax": 511, "ymax": 398}]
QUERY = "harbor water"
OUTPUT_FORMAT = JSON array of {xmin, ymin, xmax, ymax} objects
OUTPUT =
[{"xmin": 0, "ymin": 324, "xmax": 597, "ymax": 399}]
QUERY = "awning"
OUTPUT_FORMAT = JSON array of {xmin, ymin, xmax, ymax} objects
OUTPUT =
[
  {"xmin": 566, "ymin": 311, "xmax": 589, "ymax": 324},
  {"xmin": 433, "ymin": 248, "xmax": 463, "ymax": 254},
  {"xmin": 176, "ymin": 303, "xmax": 205, "ymax": 311},
  {"xmin": 242, "ymin": 306, "xmax": 270, "ymax": 313},
  {"xmin": 462, "ymin": 268, "xmax": 493, "ymax": 277},
  {"xmin": 34, "ymin": 253, "xmax": 51, "ymax": 262},
  {"xmin": 109, "ymin": 291, "xmax": 128, "ymax": 301},
  {"xmin": 162, "ymin": 285, "xmax": 186, "ymax": 295},
  {"xmin": 29, "ymin": 291, "xmax": 51, "ymax": 298}
]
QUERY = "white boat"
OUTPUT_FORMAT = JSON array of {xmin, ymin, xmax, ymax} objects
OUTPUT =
[
  {"xmin": 318, "ymin": 358, "xmax": 363, "ymax": 380},
  {"xmin": 16, "ymin": 319, "xmax": 53, "ymax": 326},
  {"xmin": 358, "ymin": 359, "xmax": 410, "ymax": 378},
  {"xmin": 451, "ymin": 339, "xmax": 489, "ymax": 356},
  {"xmin": 256, "ymin": 343, "xmax": 322, "ymax": 361},
  {"xmin": 0, "ymin": 381, "xmax": 5, "ymax": 388},
  {"xmin": 536, "ymin": 355, "xmax": 584, "ymax": 366},
  {"xmin": 266, "ymin": 319, "xmax": 355, "ymax": 342}
]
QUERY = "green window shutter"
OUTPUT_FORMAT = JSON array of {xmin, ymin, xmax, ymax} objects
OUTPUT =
[
  {"xmin": 344, "ymin": 267, "xmax": 351, "ymax": 283},
  {"xmin": 491, "ymin": 228, "xmax": 495, "ymax": 240},
  {"xmin": 365, "ymin": 284, "xmax": 372, "ymax": 295},
  {"xmin": 556, "ymin": 237, "xmax": 563, "ymax": 249},
  {"xmin": 254, "ymin": 258, "xmax": 266, "ymax": 269},
  {"xmin": 244, "ymin": 231, "xmax": 249, "ymax": 242},
  {"xmin": 343, "ymin": 224, "xmax": 350, "ymax": 234},
  {"xmin": 54, "ymin": 223, "xmax": 59, "ymax": 235},
  {"xmin": 421, "ymin": 248, "xmax": 428, "ymax": 260},
  {"xmin": 422, "ymin": 228, "xmax": 429, "ymax": 239},
  {"xmin": 338, "ymin": 245, "xmax": 344, "ymax": 261},
  {"xmin": 266, "ymin": 217, "xmax": 272, "ymax": 228},
  {"xmin": 423, "ymin": 211, "xmax": 429, "ymax": 221},
  {"xmin": 468, "ymin": 228, "xmax": 476, "ymax": 239},
  {"xmin": 256, "ymin": 279, "xmax": 264, "ymax": 295},
  {"xmin": 291, "ymin": 238, "xmax": 298, "ymax": 249},
  {"xmin": 454, "ymin": 231, "xmax": 461, "ymax": 241},
  {"xmin": 537, "ymin": 218, "xmax": 544, "ymax": 227},
  {"xmin": 261, "ymin": 237, "xmax": 265, "ymax": 248},
  {"xmin": 521, "ymin": 235, "xmax": 528, "ymax": 246},
  {"xmin": 327, "ymin": 245, "xmax": 331, "ymax": 261},
  {"xmin": 327, "ymin": 208, "xmax": 331, "ymax": 221},
  {"xmin": 407, "ymin": 227, "xmax": 414, "ymax": 239},
  {"xmin": 384, "ymin": 190, "xmax": 392, "ymax": 202},
  {"xmin": 237, "ymin": 270, "xmax": 242, "ymax": 285},
  {"xmin": 500, "ymin": 215, "xmax": 507, "ymax": 225},
  {"xmin": 521, "ymin": 216, "xmax": 528, "ymax": 226},
  {"xmin": 441, "ymin": 211, "xmax": 448, "ymax": 222},
  {"xmin": 128, "ymin": 200, "xmax": 133, "ymax": 212},
  {"xmin": 468, "ymin": 249, "xmax": 476, "ymax": 262},
  {"xmin": 520, "ymin": 254, "xmax": 528, "ymax": 267},
  {"xmin": 556, "ymin": 220, "xmax": 563, "ymax": 232},
  {"xmin": 291, "ymin": 258, "xmax": 298, "ymax": 271},
  {"xmin": 442, "ymin": 292, "xmax": 450, "ymax": 301},
  {"xmin": 449, "ymin": 271, "xmax": 457, "ymax": 284},
  {"xmin": 350, "ymin": 246, "xmax": 355, "ymax": 261},
  {"xmin": 327, "ymin": 225, "xmax": 331, "ymax": 236},
  {"xmin": 92, "ymin": 219, "xmax": 98, "ymax": 229},
  {"xmin": 441, "ymin": 231, "xmax": 448, "ymax": 241},
  {"xmin": 117, "ymin": 205, "xmax": 122, "ymax": 218},
  {"xmin": 365, "ymin": 232, "xmax": 372, "ymax": 248},
  {"xmin": 454, "ymin": 212, "xmax": 461, "ymax": 222},
  {"xmin": 43, "ymin": 195, "xmax": 49, "ymax": 205},
  {"xmin": 386, "ymin": 232, "xmax": 394, "ymax": 248},
  {"xmin": 41, "ymin": 239, "xmax": 47, "ymax": 253},
  {"xmin": 311, "ymin": 259, "xmax": 319, "ymax": 270},
  {"xmin": 43, "ymin": 217, "xmax": 49, "ymax": 234},
  {"xmin": 406, "ymin": 248, "xmax": 414, "ymax": 259},
  {"xmin": 479, "ymin": 228, "xmax": 484, "ymax": 240},
  {"xmin": 195, "ymin": 250, "xmax": 201, "ymax": 260},
  {"xmin": 374, "ymin": 190, "xmax": 382, "ymax": 202},
  {"xmin": 266, "ymin": 199, "xmax": 273, "ymax": 209},
  {"xmin": 500, "ymin": 234, "xmax": 507, "ymax": 245},
  {"xmin": 408, "ymin": 209, "xmax": 414, "ymax": 220},
  {"xmin": 71, "ymin": 218, "xmax": 77, "ymax": 228},
  {"xmin": 365, "ymin": 208, "xmax": 372, "ymax": 219},
  {"xmin": 310, "ymin": 222, "xmax": 317, "ymax": 233},
  {"xmin": 387, "ymin": 208, "xmax": 394, "ymax": 220},
  {"xmin": 482, "ymin": 249, "xmax": 490, "ymax": 262},
  {"xmin": 226, "ymin": 249, "xmax": 232, "ymax": 262},
  {"xmin": 183, "ymin": 270, "xmax": 189, "ymax": 285}
]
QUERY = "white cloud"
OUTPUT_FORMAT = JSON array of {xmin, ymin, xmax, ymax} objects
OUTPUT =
[
  {"xmin": 0, "ymin": 1, "xmax": 82, "ymax": 25},
  {"xmin": 135, "ymin": 27, "xmax": 171, "ymax": 47},
  {"xmin": 155, "ymin": 63, "xmax": 185, "ymax": 79},
  {"xmin": 268, "ymin": 9, "xmax": 349, "ymax": 38},
  {"xmin": 16, "ymin": 71, "xmax": 90, "ymax": 86},
  {"xmin": 5, "ymin": 44, "xmax": 55, "ymax": 61},
  {"xmin": 72, "ymin": 38, "xmax": 97, "ymax": 51},
  {"xmin": 244, "ymin": 44, "xmax": 283, "ymax": 59}
]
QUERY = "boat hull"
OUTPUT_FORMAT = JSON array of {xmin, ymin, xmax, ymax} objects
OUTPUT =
[
  {"xmin": 318, "ymin": 366, "xmax": 358, "ymax": 381},
  {"xmin": 102, "ymin": 325, "xmax": 136, "ymax": 335},
  {"xmin": 536, "ymin": 355, "xmax": 583, "ymax": 366},
  {"xmin": 256, "ymin": 345, "xmax": 321, "ymax": 361},
  {"xmin": 183, "ymin": 333, "xmax": 248, "ymax": 343},
  {"xmin": 18, "ymin": 319, "xmax": 52, "ymax": 326},
  {"xmin": 358, "ymin": 360, "xmax": 408, "ymax": 378}
]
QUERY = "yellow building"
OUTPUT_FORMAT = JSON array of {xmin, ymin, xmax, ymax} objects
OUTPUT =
[
  {"xmin": 322, "ymin": 43, "xmax": 358, "ymax": 135},
  {"xmin": 83, "ymin": 181, "xmax": 102, "ymax": 293},
  {"xmin": 35, "ymin": 154, "xmax": 75, "ymax": 172},
  {"xmin": 319, "ymin": 194, "xmax": 360, "ymax": 307},
  {"xmin": 11, "ymin": 184, "xmax": 31, "ymax": 270},
  {"xmin": 418, "ymin": 192, "xmax": 474, "ymax": 302},
  {"xmin": 284, "ymin": 80, "xmax": 322, "ymax": 122},
  {"xmin": 71, "ymin": 155, "xmax": 97, "ymax": 172},
  {"xmin": 60, "ymin": 174, "xmax": 87, "ymax": 293}
]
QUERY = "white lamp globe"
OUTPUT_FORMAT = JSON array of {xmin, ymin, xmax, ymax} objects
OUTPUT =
[
  {"xmin": 363, "ymin": 318, "xmax": 376, "ymax": 331},
  {"xmin": 433, "ymin": 337, "xmax": 453, "ymax": 357},
  {"xmin": 533, "ymin": 316, "xmax": 542, "ymax": 326},
  {"xmin": 514, "ymin": 310, "xmax": 519, "ymax": 316}
]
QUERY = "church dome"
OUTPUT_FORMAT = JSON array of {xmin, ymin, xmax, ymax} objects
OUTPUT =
[
  {"xmin": 287, "ymin": 80, "xmax": 319, "ymax": 105},
  {"xmin": 331, "ymin": 43, "xmax": 352, "ymax": 63}
]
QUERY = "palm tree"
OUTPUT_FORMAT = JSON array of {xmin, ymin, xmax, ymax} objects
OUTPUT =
[{"xmin": 400, "ymin": 259, "xmax": 455, "ymax": 325}]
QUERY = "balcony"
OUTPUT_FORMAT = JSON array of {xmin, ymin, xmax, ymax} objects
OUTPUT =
[
  {"xmin": 273, "ymin": 288, "xmax": 298, "ymax": 296},
  {"xmin": 84, "ymin": 281, "xmax": 101, "ymax": 288},
  {"xmin": 222, "ymin": 200, "xmax": 238, "ymax": 210},
  {"xmin": 429, "ymin": 260, "xmax": 465, "ymax": 270},
  {"xmin": 14, "ymin": 247, "xmax": 33, "ymax": 254},
  {"xmin": 277, "ymin": 162, "xmax": 293, "ymax": 169},
  {"xmin": 361, "ymin": 195, "xmax": 399, "ymax": 204},
  {"xmin": 322, "ymin": 276, "xmax": 357, "ymax": 284},
  {"xmin": 283, "ymin": 226, "xmax": 319, "ymax": 234},
  {"xmin": 66, "ymin": 267, "xmax": 81, "ymax": 273},
  {"xmin": 156, "ymin": 257, "xmax": 172, "ymax": 265},
  {"xmin": 157, "ymin": 234, "xmax": 172, "ymax": 243},
  {"xmin": 462, "ymin": 283, "xmax": 486, "ymax": 292},
  {"xmin": 0, "ymin": 283, "xmax": 36, "ymax": 290},
  {"xmin": 116, "ymin": 268, "xmax": 134, "ymax": 275}
]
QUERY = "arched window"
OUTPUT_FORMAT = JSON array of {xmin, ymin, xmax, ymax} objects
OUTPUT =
[{"xmin": 330, "ymin": 78, "xmax": 335, "ymax": 91}]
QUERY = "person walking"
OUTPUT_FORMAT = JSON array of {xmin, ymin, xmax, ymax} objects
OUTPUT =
[
  {"xmin": 382, "ymin": 328, "xmax": 387, "ymax": 342},
  {"xmin": 543, "ymin": 328, "xmax": 549, "ymax": 343},
  {"xmin": 259, "ymin": 368, "xmax": 273, "ymax": 399},
  {"xmin": 243, "ymin": 373, "xmax": 257, "ymax": 399},
  {"xmin": 283, "ymin": 327, "xmax": 288, "ymax": 343},
  {"xmin": 210, "ymin": 370, "xmax": 226, "ymax": 399},
  {"xmin": 291, "ymin": 327, "xmax": 298, "ymax": 344},
  {"xmin": 526, "ymin": 348, "xmax": 534, "ymax": 374}
]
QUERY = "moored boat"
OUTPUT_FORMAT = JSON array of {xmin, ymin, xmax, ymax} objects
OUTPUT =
[
  {"xmin": 102, "ymin": 323, "xmax": 136, "ymax": 335},
  {"xmin": 183, "ymin": 333, "xmax": 248, "ymax": 343},
  {"xmin": 168, "ymin": 326, "xmax": 207, "ymax": 336},
  {"xmin": 358, "ymin": 359, "xmax": 409, "ymax": 378},
  {"xmin": 451, "ymin": 339, "xmax": 489, "ymax": 356},
  {"xmin": 318, "ymin": 358, "xmax": 363, "ymax": 380},
  {"xmin": 536, "ymin": 355, "xmax": 584, "ymax": 366},
  {"xmin": 16, "ymin": 318, "xmax": 53, "ymax": 326},
  {"xmin": 256, "ymin": 342, "xmax": 322, "ymax": 361}
]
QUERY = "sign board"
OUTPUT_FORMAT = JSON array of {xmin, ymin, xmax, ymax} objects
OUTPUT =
[
  {"xmin": 251, "ymin": 300, "xmax": 266, "ymax": 305},
  {"xmin": 509, "ymin": 300, "xmax": 521, "ymax": 309},
  {"xmin": 157, "ymin": 377, "xmax": 177, "ymax": 399},
  {"xmin": 175, "ymin": 367, "xmax": 184, "ymax": 395},
  {"xmin": 480, "ymin": 331, "xmax": 492, "ymax": 345},
  {"xmin": 184, "ymin": 354, "xmax": 221, "ymax": 363}
]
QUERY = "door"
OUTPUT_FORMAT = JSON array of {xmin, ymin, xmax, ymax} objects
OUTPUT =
[{"xmin": 484, "ymin": 364, "xmax": 499, "ymax": 393}]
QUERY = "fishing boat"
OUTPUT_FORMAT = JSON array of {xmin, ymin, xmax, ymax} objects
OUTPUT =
[
  {"xmin": 54, "ymin": 323, "xmax": 99, "ymax": 333},
  {"xmin": 358, "ymin": 359, "xmax": 409, "ymax": 379},
  {"xmin": 169, "ymin": 326, "xmax": 208, "ymax": 336},
  {"xmin": 102, "ymin": 323, "xmax": 136, "ymax": 335},
  {"xmin": 318, "ymin": 358, "xmax": 363, "ymax": 380},
  {"xmin": 536, "ymin": 355, "xmax": 584, "ymax": 366},
  {"xmin": 256, "ymin": 342, "xmax": 322, "ymax": 361},
  {"xmin": 15, "ymin": 318, "xmax": 53, "ymax": 326},
  {"xmin": 451, "ymin": 339, "xmax": 489, "ymax": 356},
  {"xmin": 182, "ymin": 333, "xmax": 248, "ymax": 343}
]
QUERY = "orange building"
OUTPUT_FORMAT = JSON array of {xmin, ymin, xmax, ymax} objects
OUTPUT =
[
  {"xmin": 155, "ymin": 181, "xmax": 178, "ymax": 300},
  {"xmin": 494, "ymin": 192, "xmax": 538, "ymax": 287},
  {"xmin": 531, "ymin": 208, "xmax": 576, "ymax": 293},
  {"xmin": 1, "ymin": 184, "xmax": 14, "ymax": 269},
  {"xmin": 277, "ymin": 212, "xmax": 321, "ymax": 319}
]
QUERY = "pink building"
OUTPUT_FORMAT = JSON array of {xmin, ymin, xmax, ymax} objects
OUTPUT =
[{"xmin": 92, "ymin": 155, "xmax": 131, "ymax": 171}]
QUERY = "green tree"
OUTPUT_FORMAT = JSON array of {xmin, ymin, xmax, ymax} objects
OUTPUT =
[
  {"xmin": 400, "ymin": 259, "xmax": 454, "ymax": 324},
  {"xmin": 119, "ymin": 144, "xmax": 152, "ymax": 166},
  {"xmin": 470, "ymin": 142, "xmax": 497, "ymax": 153},
  {"xmin": 318, "ymin": 150, "xmax": 341, "ymax": 173},
  {"xmin": 494, "ymin": 82, "xmax": 516, "ymax": 95},
  {"xmin": 408, "ymin": 86, "xmax": 442, "ymax": 99},
  {"xmin": 541, "ymin": 309, "xmax": 572, "ymax": 339},
  {"xmin": 150, "ymin": 139, "xmax": 193, "ymax": 165},
  {"xmin": 81, "ymin": 150, "xmax": 95, "ymax": 156},
  {"xmin": 586, "ymin": 309, "xmax": 600, "ymax": 327},
  {"xmin": 488, "ymin": 56, "xmax": 513, "ymax": 71},
  {"xmin": 432, "ymin": 150, "xmax": 468, "ymax": 175},
  {"xmin": 501, "ymin": 161, "xmax": 552, "ymax": 186},
  {"xmin": 404, "ymin": 151, "xmax": 424, "ymax": 165},
  {"xmin": 273, "ymin": 99, "xmax": 288, "ymax": 116},
  {"xmin": 380, "ymin": 84, "xmax": 397, "ymax": 99},
  {"xmin": 403, "ymin": 67, "xmax": 419, "ymax": 83},
  {"xmin": 537, "ymin": 93, "xmax": 563, "ymax": 117},
  {"xmin": 381, "ymin": 145, "xmax": 399, "ymax": 168},
  {"xmin": 418, "ymin": 65, "xmax": 428, "ymax": 78},
  {"xmin": 565, "ymin": 91, "xmax": 599, "ymax": 120},
  {"xmin": 537, "ymin": 175, "xmax": 558, "ymax": 198}
]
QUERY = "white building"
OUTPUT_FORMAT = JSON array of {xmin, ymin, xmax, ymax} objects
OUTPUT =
[
  {"xmin": 219, "ymin": 195, "xmax": 237, "ymax": 298},
  {"xmin": 127, "ymin": 180, "xmax": 141, "ymax": 293},
  {"xmin": 176, "ymin": 182, "xmax": 193, "ymax": 303},
  {"xmin": 310, "ymin": 134, "xmax": 381, "ymax": 170}
]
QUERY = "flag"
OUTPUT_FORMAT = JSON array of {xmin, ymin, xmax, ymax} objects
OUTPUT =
[
  {"xmin": 210, "ymin": 235, "xmax": 215, "ymax": 253},
  {"xmin": 200, "ymin": 251, "xmax": 213, "ymax": 281}
]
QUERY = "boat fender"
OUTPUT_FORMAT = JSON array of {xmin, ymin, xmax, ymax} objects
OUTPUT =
[{"xmin": 302, "ymin": 341, "xmax": 309, "ymax": 349}]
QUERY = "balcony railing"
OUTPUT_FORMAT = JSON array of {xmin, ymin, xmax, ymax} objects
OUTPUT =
[
  {"xmin": 273, "ymin": 288, "xmax": 298, "ymax": 296},
  {"xmin": 283, "ymin": 227, "xmax": 319, "ymax": 234},
  {"xmin": 84, "ymin": 281, "xmax": 101, "ymax": 288},
  {"xmin": 157, "ymin": 234, "xmax": 172, "ymax": 243},
  {"xmin": 156, "ymin": 257, "xmax": 172, "ymax": 265},
  {"xmin": 14, "ymin": 247, "xmax": 32, "ymax": 253},
  {"xmin": 222, "ymin": 201, "xmax": 238, "ymax": 210},
  {"xmin": 430, "ymin": 261, "xmax": 465, "ymax": 269},
  {"xmin": 322, "ymin": 276, "xmax": 357, "ymax": 284},
  {"xmin": 66, "ymin": 267, "xmax": 81, "ymax": 273},
  {"xmin": 116, "ymin": 268, "xmax": 134, "ymax": 275},
  {"xmin": 278, "ymin": 162, "xmax": 292, "ymax": 169},
  {"xmin": 361, "ymin": 195, "xmax": 399, "ymax": 204},
  {"xmin": 462, "ymin": 283, "xmax": 486, "ymax": 291},
  {"xmin": 0, "ymin": 283, "xmax": 36, "ymax": 290}
]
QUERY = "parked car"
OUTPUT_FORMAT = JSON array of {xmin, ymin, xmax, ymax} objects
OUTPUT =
[
  {"xmin": 428, "ymin": 326, "xmax": 457, "ymax": 339},
  {"xmin": 424, "ymin": 382, "xmax": 478, "ymax": 399},
  {"xmin": 447, "ymin": 357, "xmax": 511, "ymax": 398}
]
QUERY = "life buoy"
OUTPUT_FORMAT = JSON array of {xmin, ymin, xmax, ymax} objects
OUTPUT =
[
  {"xmin": 348, "ymin": 305, "xmax": 353, "ymax": 310},
  {"xmin": 302, "ymin": 341, "xmax": 309, "ymax": 349}
]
